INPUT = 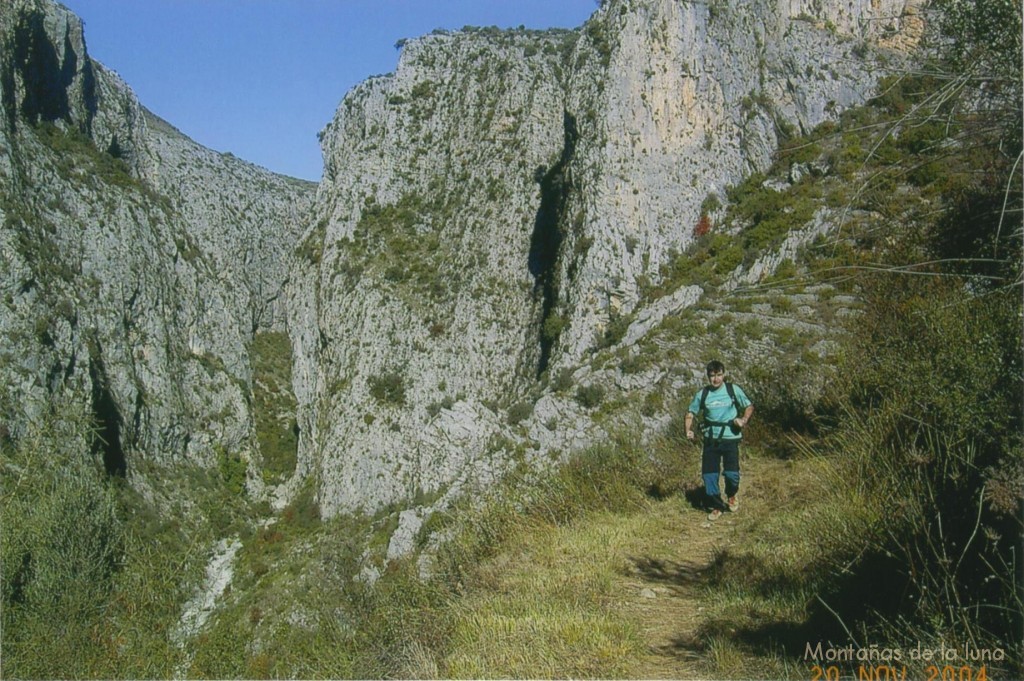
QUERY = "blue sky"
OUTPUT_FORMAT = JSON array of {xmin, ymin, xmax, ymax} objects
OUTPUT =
[{"xmin": 59, "ymin": 1, "xmax": 599, "ymax": 182}]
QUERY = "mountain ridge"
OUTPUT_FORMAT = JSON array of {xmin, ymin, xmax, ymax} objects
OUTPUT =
[
  {"xmin": 294, "ymin": 0, "xmax": 925, "ymax": 518},
  {"xmin": 0, "ymin": 0, "xmax": 313, "ymax": 478}
]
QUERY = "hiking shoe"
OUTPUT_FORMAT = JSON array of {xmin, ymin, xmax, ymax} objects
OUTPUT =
[
  {"xmin": 707, "ymin": 508, "xmax": 723, "ymax": 521},
  {"xmin": 727, "ymin": 496, "xmax": 739, "ymax": 512}
]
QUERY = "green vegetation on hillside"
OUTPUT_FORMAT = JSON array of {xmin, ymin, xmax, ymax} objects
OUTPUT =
[
  {"xmin": 339, "ymin": 192, "xmax": 454, "ymax": 306},
  {"xmin": 0, "ymin": 397, "xmax": 255, "ymax": 678},
  {"xmin": 1, "ymin": 0, "xmax": 1020, "ymax": 678},
  {"xmin": 250, "ymin": 331, "xmax": 299, "ymax": 484}
]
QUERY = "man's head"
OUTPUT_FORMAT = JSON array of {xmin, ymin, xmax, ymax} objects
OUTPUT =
[{"xmin": 706, "ymin": 360, "xmax": 725, "ymax": 387}]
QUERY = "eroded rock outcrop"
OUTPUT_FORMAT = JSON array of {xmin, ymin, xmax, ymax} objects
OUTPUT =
[
  {"xmin": 1, "ymin": 0, "xmax": 926, "ymax": 533},
  {"xmin": 295, "ymin": 0, "xmax": 924, "ymax": 517},
  {"xmin": 0, "ymin": 0, "xmax": 313, "ymax": 482}
]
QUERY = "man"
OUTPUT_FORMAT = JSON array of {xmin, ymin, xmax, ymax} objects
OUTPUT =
[{"xmin": 685, "ymin": 360, "xmax": 754, "ymax": 521}]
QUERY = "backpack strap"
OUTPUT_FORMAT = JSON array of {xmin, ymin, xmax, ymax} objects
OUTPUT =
[{"xmin": 726, "ymin": 382, "xmax": 739, "ymax": 412}]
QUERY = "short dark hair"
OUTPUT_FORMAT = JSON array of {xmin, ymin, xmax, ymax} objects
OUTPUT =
[{"xmin": 706, "ymin": 360, "xmax": 725, "ymax": 375}]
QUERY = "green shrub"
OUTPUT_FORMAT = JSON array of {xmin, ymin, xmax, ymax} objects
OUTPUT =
[
  {"xmin": 619, "ymin": 348, "xmax": 652, "ymax": 375},
  {"xmin": 542, "ymin": 313, "xmax": 566, "ymax": 342},
  {"xmin": 0, "ymin": 401, "xmax": 207, "ymax": 678},
  {"xmin": 701, "ymin": 192, "xmax": 722, "ymax": 215},
  {"xmin": 575, "ymin": 384, "xmax": 605, "ymax": 409},
  {"xmin": 297, "ymin": 219, "xmax": 327, "ymax": 264},
  {"xmin": 598, "ymin": 313, "xmax": 632, "ymax": 349},
  {"xmin": 585, "ymin": 21, "xmax": 613, "ymax": 67},
  {"xmin": 345, "ymin": 192, "xmax": 453, "ymax": 305},
  {"xmin": 813, "ymin": 270, "xmax": 1023, "ymax": 671},
  {"xmin": 551, "ymin": 368, "xmax": 575, "ymax": 393},
  {"xmin": 4, "ymin": 471, "xmax": 122, "ymax": 613},
  {"xmin": 33, "ymin": 121, "xmax": 144, "ymax": 193},
  {"xmin": 369, "ymin": 371, "xmax": 408, "ymax": 406},
  {"xmin": 217, "ymin": 447, "xmax": 248, "ymax": 496},
  {"xmin": 507, "ymin": 400, "xmax": 534, "ymax": 425}
]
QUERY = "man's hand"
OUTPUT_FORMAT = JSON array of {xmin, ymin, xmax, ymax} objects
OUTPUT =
[{"xmin": 686, "ymin": 429, "xmax": 696, "ymax": 440}]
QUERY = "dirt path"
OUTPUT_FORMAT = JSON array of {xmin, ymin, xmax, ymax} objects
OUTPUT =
[{"xmin": 616, "ymin": 456, "xmax": 790, "ymax": 678}]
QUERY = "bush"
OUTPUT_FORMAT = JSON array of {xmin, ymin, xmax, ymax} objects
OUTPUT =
[
  {"xmin": 598, "ymin": 313, "xmax": 631, "ymax": 349},
  {"xmin": 507, "ymin": 400, "xmax": 534, "ymax": 425},
  {"xmin": 816, "ymin": 275, "xmax": 1023, "ymax": 672},
  {"xmin": 701, "ymin": 192, "xmax": 722, "ymax": 215},
  {"xmin": 551, "ymin": 368, "xmax": 575, "ymax": 393},
  {"xmin": 297, "ymin": 220, "xmax": 327, "ymax": 264},
  {"xmin": 693, "ymin": 214, "xmax": 712, "ymax": 238},
  {"xmin": 542, "ymin": 314, "xmax": 566, "ymax": 342},
  {"xmin": 4, "ymin": 471, "xmax": 122, "ymax": 613},
  {"xmin": 250, "ymin": 332, "xmax": 298, "ymax": 482},
  {"xmin": 575, "ymin": 384, "xmax": 605, "ymax": 409},
  {"xmin": 0, "ymin": 400, "xmax": 204, "ymax": 678},
  {"xmin": 744, "ymin": 357, "xmax": 828, "ymax": 449},
  {"xmin": 369, "ymin": 371, "xmax": 408, "ymax": 406},
  {"xmin": 217, "ymin": 447, "xmax": 248, "ymax": 496}
]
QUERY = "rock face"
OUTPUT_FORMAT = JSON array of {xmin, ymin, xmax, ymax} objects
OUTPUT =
[
  {"xmin": 1, "ymin": 0, "xmax": 925, "ymax": 527},
  {"xmin": 294, "ymin": 0, "xmax": 924, "ymax": 516},
  {"xmin": 0, "ymin": 0, "xmax": 314, "ymax": 479}
]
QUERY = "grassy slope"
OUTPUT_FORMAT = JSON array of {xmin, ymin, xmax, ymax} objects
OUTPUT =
[
  {"xmin": 393, "ymin": 448, "xmax": 878, "ymax": 680},
  {"xmin": 438, "ymin": 450, "xmax": 811, "ymax": 679}
]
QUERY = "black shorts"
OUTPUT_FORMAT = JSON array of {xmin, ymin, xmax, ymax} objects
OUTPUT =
[{"xmin": 701, "ymin": 438, "xmax": 740, "ymax": 474}]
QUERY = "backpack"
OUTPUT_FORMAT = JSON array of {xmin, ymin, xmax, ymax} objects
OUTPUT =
[{"xmin": 699, "ymin": 382, "xmax": 742, "ymax": 440}]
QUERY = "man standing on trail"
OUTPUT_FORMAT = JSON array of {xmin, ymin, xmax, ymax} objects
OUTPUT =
[{"xmin": 685, "ymin": 360, "xmax": 754, "ymax": 521}]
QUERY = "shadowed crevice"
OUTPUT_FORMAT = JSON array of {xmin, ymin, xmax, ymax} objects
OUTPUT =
[
  {"xmin": 12, "ymin": 9, "xmax": 71, "ymax": 124},
  {"xmin": 88, "ymin": 348, "xmax": 126, "ymax": 477},
  {"xmin": 529, "ymin": 110, "xmax": 578, "ymax": 377}
]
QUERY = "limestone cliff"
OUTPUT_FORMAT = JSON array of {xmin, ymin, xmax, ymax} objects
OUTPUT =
[
  {"xmin": 0, "ymin": 0, "xmax": 927, "ymax": 533},
  {"xmin": 0, "ymin": 0, "xmax": 314, "ymax": 483},
  {"xmin": 296, "ymin": 0, "xmax": 925, "ymax": 518}
]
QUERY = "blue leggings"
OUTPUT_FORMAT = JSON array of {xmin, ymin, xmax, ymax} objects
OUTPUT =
[{"xmin": 702, "ymin": 439, "xmax": 740, "ymax": 509}]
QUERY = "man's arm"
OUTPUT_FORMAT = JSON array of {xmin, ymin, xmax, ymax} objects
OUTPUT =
[
  {"xmin": 734, "ymin": 404, "xmax": 754, "ymax": 428},
  {"xmin": 685, "ymin": 411, "xmax": 696, "ymax": 440}
]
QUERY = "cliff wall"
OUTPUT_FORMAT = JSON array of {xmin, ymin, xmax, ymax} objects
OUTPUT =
[
  {"xmin": 0, "ymin": 0, "xmax": 313, "ymax": 481},
  {"xmin": 0, "ymin": 0, "xmax": 925, "ymax": 522},
  {"xmin": 296, "ymin": 0, "xmax": 924, "ymax": 516}
]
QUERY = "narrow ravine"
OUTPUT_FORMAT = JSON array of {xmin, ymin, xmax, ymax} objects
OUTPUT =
[{"xmin": 172, "ymin": 536, "xmax": 242, "ymax": 678}]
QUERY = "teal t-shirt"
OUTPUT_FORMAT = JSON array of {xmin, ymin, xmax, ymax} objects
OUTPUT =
[{"xmin": 687, "ymin": 383, "xmax": 752, "ymax": 440}]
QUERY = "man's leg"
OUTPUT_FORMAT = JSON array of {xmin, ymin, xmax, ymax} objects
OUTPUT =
[
  {"xmin": 723, "ymin": 441, "xmax": 740, "ymax": 510},
  {"xmin": 701, "ymin": 441, "xmax": 728, "ymax": 511}
]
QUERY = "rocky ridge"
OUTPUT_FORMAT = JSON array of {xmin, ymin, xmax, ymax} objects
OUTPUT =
[
  {"xmin": 0, "ymin": 0, "xmax": 927, "ymax": 558},
  {"xmin": 294, "ymin": 0, "xmax": 925, "ymax": 519},
  {"xmin": 0, "ymin": 0, "xmax": 314, "ymax": 484}
]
